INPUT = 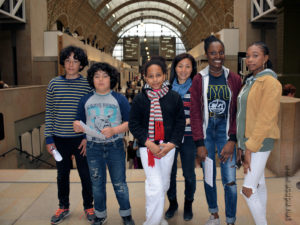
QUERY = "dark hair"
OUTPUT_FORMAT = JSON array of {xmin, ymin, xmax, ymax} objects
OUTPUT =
[
  {"xmin": 87, "ymin": 62, "xmax": 119, "ymax": 89},
  {"xmin": 248, "ymin": 41, "xmax": 272, "ymax": 69},
  {"xmin": 0, "ymin": 81, "xmax": 5, "ymax": 89},
  {"xmin": 204, "ymin": 35, "xmax": 225, "ymax": 54},
  {"xmin": 143, "ymin": 56, "xmax": 167, "ymax": 76},
  {"xmin": 169, "ymin": 53, "xmax": 197, "ymax": 84},
  {"xmin": 282, "ymin": 83, "xmax": 296, "ymax": 96},
  {"xmin": 59, "ymin": 45, "xmax": 88, "ymax": 71}
]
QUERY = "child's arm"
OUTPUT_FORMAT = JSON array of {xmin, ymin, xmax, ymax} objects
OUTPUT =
[
  {"xmin": 101, "ymin": 121, "xmax": 128, "ymax": 138},
  {"xmin": 73, "ymin": 120, "xmax": 85, "ymax": 133},
  {"xmin": 75, "ymin": 121, "xmax": 105, "ymax": 139}
]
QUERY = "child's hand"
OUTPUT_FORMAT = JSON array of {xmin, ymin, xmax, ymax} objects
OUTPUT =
[
  {"xmin": 73, "ymin": 120, "xmax": 84, "ymax": 133},
  {"xmin": 186, "ymin": 118, "xmax": 190, "ymax": 125},
  {"xmin": 145, "ymin": 140, "xmax": 160, "ymax": 155},
  {"xmin": 101, "ymin": 127, "xmax": 115, "ymax": 138},
  {"xmin": 155, "ymin": 142, "xmax": 175, "ymax": 158},
  {"xmin": 78, "ymin": 138, "xmax": 87, "ymax": 156}
]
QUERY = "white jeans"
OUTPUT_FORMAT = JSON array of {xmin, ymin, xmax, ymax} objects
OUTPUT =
[
  {"xmin": 140, "ymin": 147, "xmax": 175, "ymax": 225},
  {"xmin": 241, "ymin": 151, "xmax": 271, "ymax": 225}
]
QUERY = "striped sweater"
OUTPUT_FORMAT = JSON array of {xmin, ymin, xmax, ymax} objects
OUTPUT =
[
  {"xmin": 183, "ymin": 89, "xmax": 192, "ymax": 136},
  {"xmin": 45, "ymin": 75, "xmax": 91, "ymax": 144}
]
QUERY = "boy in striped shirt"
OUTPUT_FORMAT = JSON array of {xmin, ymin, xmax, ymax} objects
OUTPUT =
[{"xmin": 45, "ymin": 46, "xmax": 95, "ymax": 224}]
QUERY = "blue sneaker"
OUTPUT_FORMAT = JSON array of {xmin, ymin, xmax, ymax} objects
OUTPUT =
[
  {"xmin": 51, "ymin": 208, "xmax": 70, "ymax": 224},
  {"xmin": 92, "ymin": 216, "xmax": 107, "ymax": 225}
]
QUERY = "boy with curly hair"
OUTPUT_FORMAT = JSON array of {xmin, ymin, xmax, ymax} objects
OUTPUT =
[
  {"xmin": 73, "ymin": 62, "xmax": 135, "ymax": 225},
  {"xmin": 45, "ymin": 45, "xmax": 95, "ymax": 224}
]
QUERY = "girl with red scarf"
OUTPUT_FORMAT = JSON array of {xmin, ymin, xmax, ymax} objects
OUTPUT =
[{"xmin": 129, "ymin": 56, "xmax": 185, "ymax": 225}]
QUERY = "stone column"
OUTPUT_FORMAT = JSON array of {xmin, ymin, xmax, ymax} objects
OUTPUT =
[{"xmin": 267, "ymin": 96, "xmax": 300, "ymax": 176}]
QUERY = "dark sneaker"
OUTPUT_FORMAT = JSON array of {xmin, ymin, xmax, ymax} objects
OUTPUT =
[
  {"xmin": 92, "ymin": 216, "xmax": 107, "ymax": 225},
  {"xmin": 51, "ymin": 208, "xmax": 70, "ymax": 224},
  {"xmin": 122, "ymin": 215, "xmax": 135, "ymax": 225},
  {"xmin": 183, "ymin": 199, "xmax": 193, "ymax": 221},
  {"xmin": 165, "ymin": 198, "xmax": 178, "ymax": 219},
  {"xmin": 85, "ymin": 208, "xmax": 96, "ymax": 222}
]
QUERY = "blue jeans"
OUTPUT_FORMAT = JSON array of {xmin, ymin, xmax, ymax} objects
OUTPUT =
[
  {"xmin": 86, "ymin": 139, "xmax": 131, "ymax": 218},
  {"xmin": 202, "ymin": 117, "xmax": 237, "ymax": 224},
  {"xmin": 167, "ymin": 136, "xmax": 197, "ymax": 201}
]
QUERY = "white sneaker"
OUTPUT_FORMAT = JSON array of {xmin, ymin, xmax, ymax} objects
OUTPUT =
[
  {"xmin": 205, "ymin": 215, "xmax": 220, "ymax": 225},
  {"xmin": 160, "ymin": 218, "xmax": 168, "ymax": 225}
]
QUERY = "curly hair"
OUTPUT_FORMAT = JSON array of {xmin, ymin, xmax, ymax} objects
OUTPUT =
[
  {"xmin": 143, "ymin": 56, "xmax": 167, "ymax": 76},
  {"xmin": 87, "ymin": 62, "xmax": 119, "ymax": 89},
  {"xmin": 169, "ymin": 53, "xmax": 197, "ymax": 84},
  {"xmin": 59, "ymin": 45, "xmax": 88, "ymax": 72}
]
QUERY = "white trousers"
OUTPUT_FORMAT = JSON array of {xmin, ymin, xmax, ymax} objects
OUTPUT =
[
  {"xmin": 140, "ymin": 147, "xmax": 175, "ymax": 225},
  {"xmin": 241, "ymin": 151, "xmax": 271, "ymax": 225}
]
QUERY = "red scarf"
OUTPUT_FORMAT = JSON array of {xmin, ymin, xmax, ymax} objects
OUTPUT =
[{"xmin": 145, "ymin": 81, "xmax": 169, "ymax": 167}]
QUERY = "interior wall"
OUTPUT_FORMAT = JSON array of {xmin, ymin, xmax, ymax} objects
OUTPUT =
[
  {"xmin": 234, "ymin": 0, "xmax": 277, "ymax": 71},
  {"xmin": 32, "ymin": 57, "xmax": 58, "ymax": 85},
  {"xmin": 15, "ymin": 0, "xmax": 33, "ymax": 85},
  {"xmin": 0, "ymin": 31, "xmax": 14, "ymax": 84},
  {"xmin": 30, "ymin": 0, "xmax": 47, "ymax": 57},
  {"xmin": 0, "ymin": 86, "xmax": 47, "ymax": 155}
]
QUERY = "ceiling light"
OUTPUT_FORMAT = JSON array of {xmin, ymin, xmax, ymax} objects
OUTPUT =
[
  {"xmin": 145, "ymin": 47, "xmax": 148, "ymax": 50},
  {"xmin": 144, "ymin": 38, "xmax": 147, "ymax": 42},
  {"xmin": 106, "ymin": 3, "xmax": 110, "ymax": 9},
  {"xmin": 147, "ymin": 52, "xmax": 149, "ymax": 55},
  {"xmin": 187, "ymin": 4, "xmax": 190, "ymax": 9},
  {"xmin": 182, "ymin": 14, "xmax": 185, "ymax": 18},
  {"xmin": 112, "ymin": 14, "xmax": 115, "ymax": 18},
  {"xmin": 178, "ymin": 21, "xmax": 181, "ymax": 24},
  {"xmin": 140, "ymin": 13, "xmax": 144, "ymax": 27},
  {"xmin": 117, "ymin": 21, "xmax": 119, "ymax": 24}
]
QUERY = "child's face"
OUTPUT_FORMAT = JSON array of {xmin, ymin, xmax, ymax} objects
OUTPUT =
[
  {"xmin": 64, "ymin": 52, "xmax": 82, "ymax": 76},
  {"xmin": 145, "ymin": 64, "xmax": 165, "ymax": 90},
  {"xmin": 93, "ymin": 70, "xmax": 111, "ymax": 94}
]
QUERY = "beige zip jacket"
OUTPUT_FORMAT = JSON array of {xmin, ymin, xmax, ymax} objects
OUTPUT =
[{"xmin": 245, "ymin": 72, "xmax": 282, "ymax": 152}]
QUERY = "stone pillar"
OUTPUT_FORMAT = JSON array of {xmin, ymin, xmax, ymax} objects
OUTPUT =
[{"xmin": 267, "ymin": 96, "xmax": 300, "ymax": 176}]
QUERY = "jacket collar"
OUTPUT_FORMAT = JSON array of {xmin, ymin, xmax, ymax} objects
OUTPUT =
[{"xmin": 255, "ymin": 69, "xmax": 277, "ymax": 80}]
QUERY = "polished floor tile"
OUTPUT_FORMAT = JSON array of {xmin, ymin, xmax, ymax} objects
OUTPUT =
[{"xmin": 0, "ymin": 168, "xmax": 299, "ymax": 225}]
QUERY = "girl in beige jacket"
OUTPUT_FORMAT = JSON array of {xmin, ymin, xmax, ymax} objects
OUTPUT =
[{"xmin": 237, "ymin": 41, "xmax": 282, "ymax": 225}]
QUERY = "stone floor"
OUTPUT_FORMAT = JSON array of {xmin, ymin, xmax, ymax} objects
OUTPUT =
[{"xmin": 0, "ymin": 167, "xmax": 299, "ymax": 225}]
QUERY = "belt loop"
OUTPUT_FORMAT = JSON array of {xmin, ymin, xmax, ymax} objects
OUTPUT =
[{"xmin": 89, "ymin": 141, "xmax": 94, "ymax": 148}]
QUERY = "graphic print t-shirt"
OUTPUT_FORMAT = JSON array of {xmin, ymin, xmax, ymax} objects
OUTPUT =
[
  {"xmin": 207, "ymin": 73, "xmax": 230, "ymax": 116},
  {"xmin": 85, "ymin": 92, "xmax": 123, "ymax": 143}
]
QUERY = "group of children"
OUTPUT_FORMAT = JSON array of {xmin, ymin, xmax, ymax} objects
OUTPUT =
[{"xmin": 46, "ymin": 36, "xmax": 281, "ymax": 225}]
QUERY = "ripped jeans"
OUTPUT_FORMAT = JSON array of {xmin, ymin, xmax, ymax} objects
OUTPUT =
[
  {"xmin": 241, "ymin": 151, "xmax": 271, "ymax": 225},
  {"xmin": 86, "ymin": 139, "xmax": 131, "ymax": 218},
  {"xmin": 202, "ymin": 117, "xmax": 237, "ymax": 224}
]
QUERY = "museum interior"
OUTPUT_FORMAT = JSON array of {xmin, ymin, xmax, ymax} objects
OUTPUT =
[{"xmin": 0, "ymin": 0, "xmax": 299, "ymax": 224}]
